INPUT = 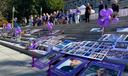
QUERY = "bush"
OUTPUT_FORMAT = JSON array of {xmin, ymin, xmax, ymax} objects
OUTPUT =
[{"xmin": 0, "ymin": 17, "xmax": 8, "ymax": 27}]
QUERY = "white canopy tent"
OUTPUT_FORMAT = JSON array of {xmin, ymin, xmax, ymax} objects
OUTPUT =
[
  {"xmin": 78, "ymin": 5, "xmax": 86, "ymax": 15},
  {"xmin": 78, "ymin": 5, "xmax": 95, "ymax": 15}
]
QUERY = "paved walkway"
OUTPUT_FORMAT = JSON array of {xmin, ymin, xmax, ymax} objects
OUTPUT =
[{"xmin": 0, "ymin": 45, "xmax": 47, "ymax": 76}]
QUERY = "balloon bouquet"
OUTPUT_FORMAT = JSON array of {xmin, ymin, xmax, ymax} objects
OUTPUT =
[
  {"xmin": 47, "ymin": 21, "xmax": 54, "ymax": 35},
  {"xmin": 97, "ymin": 8, "xmax": 119, "ymax": 35},
  {"xmin": 5, "ymin": 23, "xmax": 12, "ymax": 31},
  {"xmin": 2, "ymin": 23, "xmax": 12, "ymax": 37},
  {"xmin": 28, "ymin": 40, "xmax": 37, "ymax": 67},
  {"xmin": 15, "ymin": 26, "xmax": 22, "ymax": 37},
  {"xmin": 14, "ymin": 24, "xmax": 22, "ymax": 43}
]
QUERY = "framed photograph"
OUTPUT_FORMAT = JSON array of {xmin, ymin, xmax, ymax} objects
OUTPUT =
[
  {"xmin": 68, "ymin": 50, "xmax": 77, "ymax": 54},
  {"xmin": 85, "ymin": 41, "xmax": 95, "ymax": 48},
  {"xmin": 84, "ymin": 52, "xmax": 92, "ymax": 57},
  {"xmin": 100, "ymin": 49, "xmax": 109, "ymax": 54},
  {"xmin": 75, "ymin": 51, "xmax": 86, "ymax": 56},
  {"xmin": 122, "ymin": 52, "xmax": 128, "ymax": 60},
  {"xmin": 106, "ymin": 50, "xmax": 128, "ymax": 64},
  {"xmin": 56, "ymin": 58, "xmax": 82, "ymax": 72},
  {"xmin": 89, "ymin": 53, "xmax": 99, "ymax": 59},
  {"xmin": 99, "ymin": 42, "xmax": 113, "ymax": 49},
  {"xmin": 95, "ymin": 54, "xmax": 105, "ymax": 60},
  {"xmin": 124, "ymin": 35, "xmax": 128, "ymax": 42},
  {"xmin": 92, "ymin": 42, "xmax": 102, "ymax": 48},
  {"xmin": 51, "ymin": 57, "xmax": 90, "ymax": 76},
  {"xmin": 104, "ymin": 34, "xmax": 121, "ymax": 42},
  {"xmin": 98, "ymin": 34, "xmax": 109, "ymax": 41},
  {"xmin": 34, "ymin": 53, "xmax": 63, "ymax": 69},
  {"xmin": 80, "ymin": 61, "xmax": 125, "ymax": 76},
  {"xmin": 107, "ymin": 50, "xmax": 124, "ymax": 59},
  {"xmin": 94, "ymin": 49, "xmax": 102, "ymax": 53},
  {"xmin": 117, "ymin": 35, "xmax": 127, "ymax": 42},
  {"xmin": 115, "ymin": 42, "xmax": 128, "ymax": 49}
]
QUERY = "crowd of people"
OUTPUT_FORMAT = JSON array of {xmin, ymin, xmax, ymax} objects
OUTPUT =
[
  {"xmin": 1, "ymin": 0, "xmax": 120, "ymax": 30},
  {"xmin": 25, "ymin": 9, "xmax": 81, "ymax": 27},
  {"xmin": 19, "ymin": 0, "xmax": 120, "ymax": 27},
  {"xmin": 16, "ymin": 3, "xmax": 94, "ymax": 27}
]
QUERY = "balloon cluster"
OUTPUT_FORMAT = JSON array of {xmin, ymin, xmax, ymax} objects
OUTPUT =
[
  {"xmin": 6, "ymin": 23, "xmax": 12, "ymax": 30},
  {"xmin": 97, "ymin": 8, "xmax": 119, "ymax": 28},
  {"xmin": 15, "ymin": 26, "xmax": 22, "ymax": 36},
  {"xmin": 47, "ymin": 21, "xmax": 53, "ymax": 31}
]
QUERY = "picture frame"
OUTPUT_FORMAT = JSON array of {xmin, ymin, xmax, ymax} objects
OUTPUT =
[
  {"xmin": 80, "ymin": 61, "xmax": 125, "ymax": 76},
  {"xmin": 51, "ymin": 57, "xmax": 90, "ymax": 76}
]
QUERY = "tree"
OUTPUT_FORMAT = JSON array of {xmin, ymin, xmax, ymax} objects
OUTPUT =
[
  {"xmin": 0, "ymin": 0, "xmax": 64, "ymax": 18},
  {"xmin": 46, "ymin": 0, "xmax": 64, "ymax": 11},
  {"xmin": 0, "ymin": 0, "xmax": 11, "ymax": 17},
  {"xmin": 12, "ymin": 0, "xmax": 39, "ymax": 17}
]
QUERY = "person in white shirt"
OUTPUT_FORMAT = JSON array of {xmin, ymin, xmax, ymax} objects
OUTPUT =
[{"xmin": 75, "ymin": 7, "xmax": 81, "ymax": 24}]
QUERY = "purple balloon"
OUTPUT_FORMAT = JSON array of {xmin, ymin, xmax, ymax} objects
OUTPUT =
[
  {"xmin": 112, "ymin": 18, "xmax": 119, "ymax": 24},
  {"xmin": 97, "ymin": 18, "xmax": 104, "ymax": 27},
  {"xmin": 47, "ymin": 22, "xmax": 53, "ymax": 30},
  {"xmin": 105, "ymin": 11, "xmax": 111, "ymax": 17},
  {"xmin": 105, "ymin": 15, "xmax": 111, "ymax": 20},
  {"xmin": 7, "ymin": 23, "xmax": 12, "ymax": 28},
  {"xmin": 100, "ymin": 9, "xmax": 106, "ymax": 17},
  {"xmin": 5, "ymin": 23, "xmax": 12, "ymax": 30},
  {"xmin": 103, "ymin": 18, "xmax": 110, "ymax": 27},
  {"xmin": 15, "ymin": 27, "xmax": 22, "ymax": 36},
  {"xmin": 17, "ymin": 27, "xmax": 22, "ymax": 33},
  {"xmin": 107, "ymin": 8, "xmax": 113, "ymax": 15}
]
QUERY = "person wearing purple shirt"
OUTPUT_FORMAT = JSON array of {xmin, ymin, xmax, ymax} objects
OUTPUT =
[{"xmin": 42, "ymin": 13, "xmax": 47, "ymax": 25}]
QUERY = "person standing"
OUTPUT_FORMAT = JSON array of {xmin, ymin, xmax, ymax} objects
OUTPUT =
[
  {"xmin": 46, "ymin": 13, "xmax": 50, "ymax": 23},
  {"xmin": 69, "ymin": 9, "xmax": 73, "ymax": 24},
  {"xmin": 33, "ymin": 15, "xmax": 38, "ymax": 26},
  {"xmin": 75, "ymin": 7, "xmax": 81, "ymax": 24},
  {"xmin": 28, "ymin": 15, "xmax": 33, "ymax": 26},
  {"xmin": 111, "ymin": 0, "xmax": 119, "ymax": 16},
  {"xmin": 49, "ymin": 13, "xmax": 54, "ymax": 24},
  {"xmin": 65, "ymin": 11, "xmax": 70, "ymax": 24},
  {"xmin": 42, "ymin": 13, "xmax": 47, "ymax": 25},
  {"xmin": 98, "ymin": 0, "xmax": 104, "ymax": 18},
  {"xmin": 85, "ymin": 3, "xmax": 91, "ymax": 23}
]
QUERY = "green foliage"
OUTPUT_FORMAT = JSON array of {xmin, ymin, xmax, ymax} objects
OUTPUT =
[
  {"xmin": 12, "ymin": 0, "xmax": 39, "ymax": 17},
  {"xmin": 47, "ymin": 0, "xmax": 64, "ymax": 11},
  {"xmin": 0, "ymin": 0, "xmax": 11, "ymax": 17},
  {"xmin": 0, "ymin": 0, "xmax": 64, "ymax": 18}
]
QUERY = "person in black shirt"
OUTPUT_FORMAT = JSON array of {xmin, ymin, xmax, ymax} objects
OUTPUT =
[
  {"xmin": 98, "ymin": 1, "xmax": 104, "ymax": 18},
  {"xmin": 85, "ymin": 3, "xmax": 91, "ymax": 22},
  {"xmin": 49, "ymin": 13, "xmax": 54, "ymax": 23},
  {"xmin": 112, "ymin": 3, "xmax": 119, "ymax": 13},
  {"xmin": 111, "ymin": 0, "xmax": 119, "ymax": 16}
]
